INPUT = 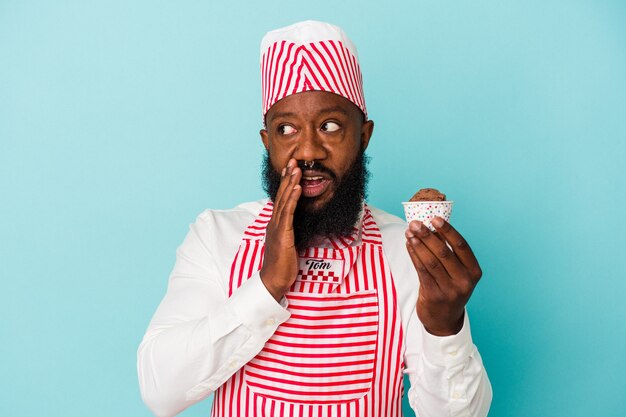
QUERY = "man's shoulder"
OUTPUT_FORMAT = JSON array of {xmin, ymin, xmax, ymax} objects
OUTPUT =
[
  {"xmin": 192, "ymin": 199, "xmax": 268, "ymax": 237},
  {"xmin": 181, "ymin": 200, "xmax": 268, "ymax": 263},
  {"xmin": 197, "ymin": 199, "xmax": 267, "ymax": 223}
]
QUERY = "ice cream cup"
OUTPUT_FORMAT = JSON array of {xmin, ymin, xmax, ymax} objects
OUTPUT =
[{"xmin": 402, "ymin": 201, "xmax": 454, "ymax": 232}]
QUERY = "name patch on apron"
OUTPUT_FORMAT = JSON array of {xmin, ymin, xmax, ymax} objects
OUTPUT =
[{"xmin": 296, "ymin": 255, "xmax": 345, "ymax": 284}]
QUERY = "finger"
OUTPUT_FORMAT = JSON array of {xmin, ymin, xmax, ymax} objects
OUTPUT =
[
  {"xmin": 405, "ymin": 238, "xmax": 440, "ymax": 293},
  {"xmin": 408, "ymin": 220, "xmax": 467, "ymax": 282},
  {"xmin": 432, "ymin": 217, "xmax": 482, "ymax": 282},
  {"xmin": 273, "ymin": 159, "xmax": 298, "ymax": 219},
  {"xmin": 432, "ymin": 231, "xmax": 447, "ymax": 244},
  {"xmin": 274, "ymin": 164, "xmax": 299, "ymax": 218},
  {"xmin": 406, "ymin": 230, "xmax": 455, "ymax": 294},
  {"xmin": 274, "ymin": 159, "xmax": 296, "ymax": 201},
  {"xmin": 281, "ymin": 185, "xmax": 301, "ymax": 233},
  {"xmin": 279, "ymin": 168, "xmax": 302, "ymax": 231}
]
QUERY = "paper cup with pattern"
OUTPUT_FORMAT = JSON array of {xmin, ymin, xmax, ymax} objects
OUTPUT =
[{"xmin": 402, "ymin": 201, "xmax": 454, "ymax": 231}]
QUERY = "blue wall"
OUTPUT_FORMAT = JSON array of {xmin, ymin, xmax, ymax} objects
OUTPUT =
[{"xmin": 1, "ymin": 1, "xmax": 624, "ymax": 416}]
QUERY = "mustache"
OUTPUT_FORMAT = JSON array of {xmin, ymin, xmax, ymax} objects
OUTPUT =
[
  {"xmin": 296, "ymin": 160, "xmax": 337, "ymax": 180},
  {"xmin": 262, "ymin": 150, "xmax": 369, "ymax": 251}
]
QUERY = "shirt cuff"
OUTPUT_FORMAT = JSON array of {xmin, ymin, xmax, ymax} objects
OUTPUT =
[
  {"xmin": 227, "ymin": 272, "xmax": 291, "ymax": 338},
  {"xmin": 421, "ymin": 310, "xmax": 474, "ymax": 368}
]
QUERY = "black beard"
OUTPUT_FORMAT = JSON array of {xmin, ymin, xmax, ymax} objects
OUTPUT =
[{"xmin": 262, "ymin": 151, "xmax": 370, "ymax": 251}]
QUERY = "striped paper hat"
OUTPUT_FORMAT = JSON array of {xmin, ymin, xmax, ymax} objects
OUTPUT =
[{"xmin": 260, "ymin": 20, "xmax": 367, "ymax": 120}]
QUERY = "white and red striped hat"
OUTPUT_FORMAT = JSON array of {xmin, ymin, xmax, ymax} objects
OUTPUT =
[{"xmin": 260, "ymin": 20, "xmax": 367, "ymax": 120}]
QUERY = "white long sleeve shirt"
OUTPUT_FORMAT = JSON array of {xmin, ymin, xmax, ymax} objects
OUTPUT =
[{"xmin": 137, "ymin": 200, "xmax": 492, "ymax": 417}]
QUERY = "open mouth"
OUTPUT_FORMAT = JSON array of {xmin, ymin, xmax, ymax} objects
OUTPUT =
[{"xmin": 300, "ymin": 175, "xmax": 331, "ymax": 198}]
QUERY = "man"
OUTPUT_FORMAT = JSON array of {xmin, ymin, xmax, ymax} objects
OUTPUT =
[{"xmin": 138, "ymin": 20, "xmax": 492, "ymax": 417}]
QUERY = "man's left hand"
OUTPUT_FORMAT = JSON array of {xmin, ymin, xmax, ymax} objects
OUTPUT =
[{"xmin": 405, "ymin": 217, "xmax": 482, "ymax": 336}]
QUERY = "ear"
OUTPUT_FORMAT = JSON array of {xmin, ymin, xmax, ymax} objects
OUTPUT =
[
  {"xmin": 360, "ymin": 119, "xmax": 374, "ymax": 151},
  {"xmin": 260, "ymin": 128, "xmax": 269, "ymax": 151}
]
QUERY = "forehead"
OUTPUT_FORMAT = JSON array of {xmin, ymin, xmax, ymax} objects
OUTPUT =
[{"xmin": 265, "ymin": 91, "xmax": 363, "ymax": 124}]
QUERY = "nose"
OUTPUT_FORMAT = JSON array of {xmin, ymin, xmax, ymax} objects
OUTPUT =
[{"xmin": 293, "ymin": 127, "xmax": 327, "ymax": 162}]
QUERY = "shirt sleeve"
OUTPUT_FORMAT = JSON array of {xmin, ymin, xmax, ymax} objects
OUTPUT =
[
  {"xmin": 404, "ymin": 307, "xmax": 493, "ymax": 417},
  {"xmin": 136, "ymin": 213, "xmax": 290, "ymax": 417}
]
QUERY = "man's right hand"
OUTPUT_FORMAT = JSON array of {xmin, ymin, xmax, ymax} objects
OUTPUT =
[{"xmin": 260, "ymin": 158, "xmax": 302, "ymax": 302}]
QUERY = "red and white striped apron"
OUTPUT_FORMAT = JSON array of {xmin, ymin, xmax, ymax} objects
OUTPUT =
[{"xmin": 212, "ymin": 202, "xmax": 405, "ymax": 417}]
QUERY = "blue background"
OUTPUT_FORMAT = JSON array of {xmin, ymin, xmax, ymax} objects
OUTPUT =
[{"xmin": 1, "ymin": 1, "xmax": 625, "ymax": 416}]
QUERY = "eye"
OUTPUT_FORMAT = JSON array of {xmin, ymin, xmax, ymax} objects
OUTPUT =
[
  {"xmin": 278, "ymin": 125, "xmax": 297, "ymax": 135},
  {"xmin": 321, "ymin": 121, "xmax": 341, "ymax": 132}
]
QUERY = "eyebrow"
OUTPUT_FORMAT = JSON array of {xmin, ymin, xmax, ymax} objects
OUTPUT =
[
  {"xmin": 269, "ymin": 111, "xmax": 297, "ymax": 121},
  {"xmin": 268, "ymin": 106, "xmax": 350, "ymax": 123},
  {"xmin": 318, "ymin": 106, "xmax": 349, "ymax": 116}
]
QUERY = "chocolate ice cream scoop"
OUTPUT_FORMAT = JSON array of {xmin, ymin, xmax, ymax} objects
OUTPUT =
[
  {"xmin": 409, "ymin": 188, "xmax": 446, "ymax": 202},
  {"xmin": 403, "ymin": 188, "xmax": 453, "ymax": 231}
]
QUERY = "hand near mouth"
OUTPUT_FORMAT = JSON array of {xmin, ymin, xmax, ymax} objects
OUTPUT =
[{"xmin": 260, "ymin": 158, "xmax": 302, "ymax": 302}]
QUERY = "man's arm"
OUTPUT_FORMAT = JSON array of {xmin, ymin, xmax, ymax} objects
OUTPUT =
[
  {"xmin": 404, "ymin": 217, "xmax": 492, "ymax": 416},
  {"xmin": 138, "ymin": 158, "xmax": 302, "ymax": 417},
  {"xmin": 137, "ymin": 212, "xmax": 290, "ymax": 417},
  {"xmin": 404, "ymin": 308, "xmax": 492, "ymax": 416},
  {"xmin": 374, "ymin": 209, "xmax": 492, "ymax": 416}
]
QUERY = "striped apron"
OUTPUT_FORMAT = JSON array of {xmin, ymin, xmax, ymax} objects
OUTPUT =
[{"xmin": 212, "ymin": 202, "xmax": 405, "ymax": 417}]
